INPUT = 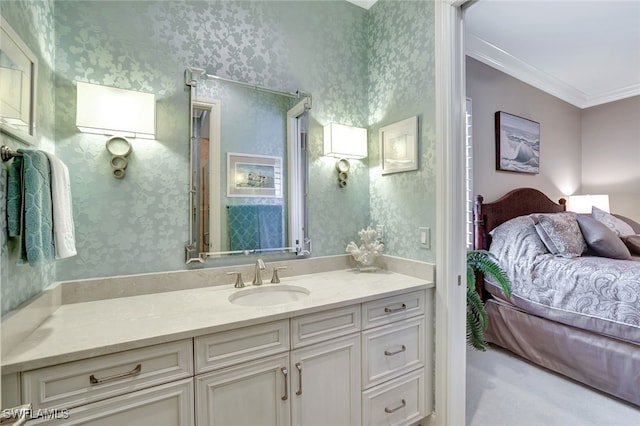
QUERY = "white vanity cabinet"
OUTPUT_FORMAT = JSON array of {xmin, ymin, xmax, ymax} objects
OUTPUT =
[
  {"xmin": 194, "ymin": 320, "xmax": 291, "ymax": 426},
  {"xmin": 361, "ymin": 291, "xmax": 431, "ymax": 426},
  {"xmin": 4, "ymin": 277, "xmax": 432, "ymax": 426},
  {"xmin": 195, "ymin": 307, "xmax": 361, "ymax": 426},
  {"xmin": 289, "ymin": 306, "xmax": 362, "ymax": 426},
  {"xmin": 194, "ymin": 289, "xmax": 432, "ymax": 426},
  {"xmin": 195, "ymin": 353, "xmax": 290, "ymax": 426}
]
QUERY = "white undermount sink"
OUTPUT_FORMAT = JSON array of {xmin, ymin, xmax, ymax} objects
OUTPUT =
[{"xmin": 228, "ymin": 284, "xmax": 310, "ymax": 306}]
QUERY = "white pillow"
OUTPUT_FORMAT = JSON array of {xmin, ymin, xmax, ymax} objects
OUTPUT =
[{"xmin": 592, "ymin": 206, "xmax": 635, "ymax": 237}]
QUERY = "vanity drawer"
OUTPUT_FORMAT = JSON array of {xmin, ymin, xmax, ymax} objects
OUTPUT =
[
  {"xmin": 31, "ymin": 378, "xmax": 194, "ymax": 426},
  {"xmin": 22, "ymin": 339, "xmax": 193, "ymax": 411},
  {"xmin": 362, "ymin": 368, "xmax": 425, "ymax": 426},
  {"xmin": 362, "ymin": 291, "xmax": 425, "ymax": 330},
  {"xmin": 291, "ymin": 305, "xmax": 361, "ymax": 349},
  {"xmin": 195, "ymin": 319, "xmax": 289, "ymax": 374},
  {"xmin": 362, "ymin": 316, "xmax": 425, "ymax": 388}
]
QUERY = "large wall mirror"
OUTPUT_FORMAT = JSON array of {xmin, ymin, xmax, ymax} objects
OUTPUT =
[
  {"xmin": 0, "ymin": 16, "xmax": 37, "ymax": 145},
  {"xmin": 185, "ymin": 68, "xmax": 311, "ymax": 264}
]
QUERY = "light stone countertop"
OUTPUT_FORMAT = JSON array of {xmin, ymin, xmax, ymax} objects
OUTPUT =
[{"xmin": 2, "ymin": 269, "xmax": 433, "ymax": 374}]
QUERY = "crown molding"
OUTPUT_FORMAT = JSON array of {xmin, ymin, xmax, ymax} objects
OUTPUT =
[
  {"xmin": 580, "ymin": 84, "xmax": 640, "ymax": 109},
  {"xmin": 465, "ymin": 33, "xmax": 640, "ymax": 109}
]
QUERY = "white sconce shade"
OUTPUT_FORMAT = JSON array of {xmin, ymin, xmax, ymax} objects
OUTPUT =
[
  {"xmin": 76, "ymin": 81, "xmax": 156, "ymax": 139},
  {"xmin": 323, "ymin": 123, "xmax": 367, "ymax": 159},
  {"xmin": 567, "ymin": 194, "xmax": 610, "ymax": 214}
]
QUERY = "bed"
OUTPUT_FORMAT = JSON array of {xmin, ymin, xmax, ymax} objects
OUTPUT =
[{"xmin": 473, "ymin": 187, "xmax": 640, "ymax": 407}]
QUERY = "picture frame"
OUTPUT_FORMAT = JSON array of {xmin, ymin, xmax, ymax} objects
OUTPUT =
[
  {"xmin": 0, "ymin": 16, "xmax": 38, "ymax": 146},
  {"xmin": 495, "ymin": 111, "xmax": 540, "ymax": 174},
  {"xmin": 227, "ymin": 152, "xmax": 282, "ymax": 198},
  {"xmin": 380, "ymin": 115, "xmax": 419, "ymax": 175}
]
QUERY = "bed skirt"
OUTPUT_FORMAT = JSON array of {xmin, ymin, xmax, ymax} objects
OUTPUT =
[{"xmin": 485, "ymin": 298, "xmax": 640, "ymax": 407}]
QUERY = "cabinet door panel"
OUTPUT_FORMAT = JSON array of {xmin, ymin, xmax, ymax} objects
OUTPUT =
[
  {"xmin": 195, "ymin": 353, "xmax": 290, "ymax": 426},
  {"xmin": 290, "ymin": 334, "xmax": 361, "ymax": 426}
]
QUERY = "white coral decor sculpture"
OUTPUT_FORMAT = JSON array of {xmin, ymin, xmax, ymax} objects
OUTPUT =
[{"xmin": 346, "ymin": 227, "xmax": 384, "ymax": 269}]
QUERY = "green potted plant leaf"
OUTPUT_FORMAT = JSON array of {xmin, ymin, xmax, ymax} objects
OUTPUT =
[{"xmin": 466, "ymin": 249, "xmax": 511, "ymax": 351}]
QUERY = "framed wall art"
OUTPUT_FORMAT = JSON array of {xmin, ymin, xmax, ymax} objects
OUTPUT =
[
  {"xmin": 380, "ymin": 115, "xmax": 419, "ymax": 175},
  {"xmin": 227, "ymin": 153, "xmax": 282, "ymax": 198},
  {"xmin": 495, "ymin": 111, "xmax": 540, "ymax": 174}
]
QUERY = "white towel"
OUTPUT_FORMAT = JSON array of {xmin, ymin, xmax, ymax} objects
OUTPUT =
[{"xmin": 44, "ymin": 152, "xmax": 77, "ymax": 259}]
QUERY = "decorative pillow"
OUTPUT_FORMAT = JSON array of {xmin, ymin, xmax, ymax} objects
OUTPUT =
[
  {"xmin": 531, "ymin": 213, "xmax": 587, "ymax": 258},
  {"xmin": 613, "ymin": 214, "xmax": 640, "ymax": 234},
  {"xmin": 576, "ymin": 215, "xmax": 632, "ymax": 260},
  {"xmin": 622, "ymin": 235, "xmax": 640, "ymax": 256},
  {"xmin": 592, "ymin": 206, "xmax": 635, "ymax": 237}
]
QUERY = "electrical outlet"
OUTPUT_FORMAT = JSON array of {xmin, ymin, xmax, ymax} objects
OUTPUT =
[
  {"xmin": 376, "ymin": 225, "xmax": 385, "ymax": 241},
  {"xmin": 419, "ymin": 227, "xmax": 430, "ymax": 249}
]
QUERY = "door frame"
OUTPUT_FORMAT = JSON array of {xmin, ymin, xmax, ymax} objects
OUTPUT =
[{"xmin": 434, "ymin": 1, "xmax": 469, "ymax": 426}]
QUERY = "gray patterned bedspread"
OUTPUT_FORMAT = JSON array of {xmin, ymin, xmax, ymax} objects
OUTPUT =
[{"xmin": 487, "ymin": 215, "xmax": 640, "ymax": 344}]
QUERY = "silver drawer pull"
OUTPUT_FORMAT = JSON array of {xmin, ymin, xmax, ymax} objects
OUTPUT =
[
  {"xmin": 89, "ymin": 363, "xmax": 142, "ymax": 385},
  {"xmin": 384, "ymin": 399, "xmax": 406, "ymax": 414},
  {"xmin": 384, "ymin": 345, "xmax": 407, "ymax": 356},
  {"xmin": 281, "ymin": 367, "xmax": 288, "ymax": 401},
  {"xmin": 295, "ymin": 362, "xmax": 303, "ymax": 396},
  {"xmin": 384, "ymin": 304, "xmax": 406, "ymax": 313}
]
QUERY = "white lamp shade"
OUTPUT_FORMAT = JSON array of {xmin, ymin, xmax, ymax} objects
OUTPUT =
[
  {"xmin": 76, "ymin": 81, "xmax": 156, "ymax": 139},
  {"xmin": 323, "ymin": 123, "xmax": 367, "ymax": 159},
  {"xmin": 567, "ymin": 194, "xmax": 610, "ymax": 214}
]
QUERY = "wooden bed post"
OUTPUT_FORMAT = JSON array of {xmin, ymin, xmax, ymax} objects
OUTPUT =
[
  {"xmin": 473, "ymin": 195, "xmax": 486, "ymax": 299},
  {"xmin": 473, "ymin": 194, "xmax": 485, "ymax": 250}
]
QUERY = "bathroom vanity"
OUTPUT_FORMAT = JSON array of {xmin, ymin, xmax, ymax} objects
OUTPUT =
[{"xmin": 2, "ymin": 266, "xmax": 434, "ymax": 426}]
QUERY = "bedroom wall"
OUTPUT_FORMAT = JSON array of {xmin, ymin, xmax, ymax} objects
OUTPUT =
[
  {"xmin": 581, "ymin": 96, "xmax": 640, "ymax": 221},
  {"xmin": 465, "ymin": 57, "xmax": 582, "ymax": 204}
]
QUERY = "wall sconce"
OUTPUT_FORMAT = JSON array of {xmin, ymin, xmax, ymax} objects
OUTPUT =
[
  {"xmin": 76, "ymin": 81, "xmax": 156, "ymax": 179},
  {"xmin": 566, "ymin": 194, "xmax": 610, "ymax": 213},
  {"xmin": 323, "ymin": 123, "xmax": 367, "ymax": 188}
]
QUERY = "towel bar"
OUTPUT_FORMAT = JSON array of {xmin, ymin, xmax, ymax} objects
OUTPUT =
[{"xmin": 1, "ymin": 145, "xmax": 23, "ymax": 162}]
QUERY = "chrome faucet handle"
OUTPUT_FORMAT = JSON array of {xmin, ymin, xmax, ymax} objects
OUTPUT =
[
  {"xmin": 270, "ymin": 266, "xmax": 288, "ymax": 284},
  {"xmin": 252, "ymin": 259, "xmax": 266, "ymax": 286},
  {"xmin": 226, "ymin": 271, "xmax": 245, "ymax": 288}
]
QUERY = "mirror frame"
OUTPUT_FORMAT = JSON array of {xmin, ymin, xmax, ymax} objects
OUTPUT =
[
  {"xmin": 184, "ymin": 68, "xmax": 311, "ymax": 264},
  {"xmin": 0, "ymin": 16, "xmax": 37, "ymax": 146}
]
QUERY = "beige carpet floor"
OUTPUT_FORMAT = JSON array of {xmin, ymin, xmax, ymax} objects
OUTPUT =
[{"xmin": 466, "ymin": 345, "xmax": 640, "ymax": 426}]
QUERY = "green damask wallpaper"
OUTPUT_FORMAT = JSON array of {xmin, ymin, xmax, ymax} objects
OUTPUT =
[
  {"xmin": 1, "ymin": 0, "xmax": 436, "ymax": 314},
  {"xmin": 1, "ymin": 0, "xmax": 57, "ymax": 314},
  {"xmin": 368, "ymin": 0, "xmax": 436, "ymax": 260},
  {"xmin": 53, "ymin": 0, "xmax": 371, "ymax": 281}
]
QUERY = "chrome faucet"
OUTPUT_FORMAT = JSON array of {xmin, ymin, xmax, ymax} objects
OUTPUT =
[{"xmin": 252, "ymin": 259, "xmax": 266, "ymax": 286}]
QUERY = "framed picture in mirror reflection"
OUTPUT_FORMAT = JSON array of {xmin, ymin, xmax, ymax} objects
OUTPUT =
[{"xmin": 227, "ymin": 153, "xmax": 282, "ymax": 198}]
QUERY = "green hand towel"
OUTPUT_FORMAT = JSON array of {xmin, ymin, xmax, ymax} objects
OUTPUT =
[
  {"xmin": 7, "ymin": 151, "xmax": 54, "ymax": 266},
  {"xmin": 7, "ymin": 158, "xmax": 22, "ymax": 238}
]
